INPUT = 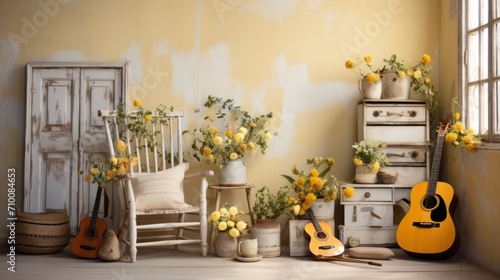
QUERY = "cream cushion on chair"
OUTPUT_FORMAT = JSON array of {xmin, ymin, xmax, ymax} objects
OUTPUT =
[{"xmin": 131, "ymin": 163, "xmax": 190, "ymax": 211}]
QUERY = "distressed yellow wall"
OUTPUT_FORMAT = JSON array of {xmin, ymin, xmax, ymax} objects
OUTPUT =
[
  {"xmin": 7, "ymin": 0, "xmax": 498, "ymax": 272},
  {"xmin": 439, "ymin": 0, "xmax": 500, "ymax": 274}
]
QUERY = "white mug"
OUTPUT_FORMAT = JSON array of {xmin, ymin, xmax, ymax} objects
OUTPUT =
[{"xmin": 237, "ymin": 238, "xmax": 258, "ymax": 257}]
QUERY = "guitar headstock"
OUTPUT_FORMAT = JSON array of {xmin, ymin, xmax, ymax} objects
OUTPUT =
[{"xmin": 437, "ymin": 120, "xmax": 451, "ymax": 137}]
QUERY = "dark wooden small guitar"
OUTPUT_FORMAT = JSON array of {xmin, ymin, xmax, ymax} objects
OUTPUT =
[
  {"xmin": 396, "ymin": 121, "xmax": 460, "ymax": 259},
  {"xmin": 71, "ymin": 185, "xmax": 108, "ymax": 258},
  {"xmin": 304, "ymin": 208, "xmax": 345, "ymax": 257}
]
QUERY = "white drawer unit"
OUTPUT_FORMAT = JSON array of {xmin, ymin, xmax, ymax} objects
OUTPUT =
[
  {"xmin": 338, "ymin": 100, "xmax": 430, "ymax": 247},
  {"xmin": 340, "ymin": 184, "xmax": 411, "ymax": 247}
]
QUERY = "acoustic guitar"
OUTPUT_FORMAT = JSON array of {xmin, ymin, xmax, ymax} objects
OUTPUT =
[
  {"xmin": 396, "ymin": 121, "xmax": 460, "ymax": 259},
  {"xmin": 304, "ymin": 208, "xmax": 344, "ymax": 257},
  {"xmin": 71, "ymin": 184, "xmax": 108, "ymax": 258}
]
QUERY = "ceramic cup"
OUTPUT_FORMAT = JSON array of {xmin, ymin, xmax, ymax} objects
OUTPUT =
[{"xmin": 237, "ymin": 238, "xmax": 258, "ymax": 257}]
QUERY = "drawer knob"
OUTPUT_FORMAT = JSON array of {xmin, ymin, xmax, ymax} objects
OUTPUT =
[
  {"xmin": 364, "ymin": 192, "xmax": 371, "ymax": 198},
  {"xmin": 408, "ymin": 110, "xmax": 417, "ymax": 117},
  {"xmin": 410, "ymin": 151, "xmax": 419, "ymax": 159},
  {"xmin": 372, "ymin": 110, "xmax": 382, "ymax": 117}
]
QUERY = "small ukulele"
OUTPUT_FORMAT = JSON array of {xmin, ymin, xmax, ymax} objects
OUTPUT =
[
  {"xmin": 304, "ymin": 208, "xmax": 345, "ymax": 257},
  {"xmin": 71, "ymin": 184, "xmax": 108, "ymax": 258}
]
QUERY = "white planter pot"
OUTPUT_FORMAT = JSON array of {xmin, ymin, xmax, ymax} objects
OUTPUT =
[
  {"xmin": 382, "ymin": 70, "xmax": 411, "ymax": 99},
  {"xmin": 219, "ymin": 159, "xmax": 246, "ymax": 186},
  {"xmin": 354, "ymin": 165, "xmax": 378, "ymax": 184},
  {"xmin": 309, "ymin": 198, "xmax": 335, "ymax": 220},
  {"xmin": 358, "ymin": 78, "xmax": 382, "ymax": 99},
  {"xmin": 251, "ymin": 219, "xmax": 281, "ymax": 257}
]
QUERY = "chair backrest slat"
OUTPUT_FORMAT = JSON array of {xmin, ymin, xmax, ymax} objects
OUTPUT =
[{"xmin": 99, "ymin": 109, "xmax": 185, "ymax": 174}]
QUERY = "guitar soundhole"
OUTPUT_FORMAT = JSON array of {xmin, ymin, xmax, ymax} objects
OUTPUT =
[
  {"xmin": 315, "ymin": 231, "xmax": 328, "ymax": 241},
  {"xmin": 84, "ymin": 228, "xmax": 98, "ymax": 241},
  {"xmin": 422, "ymin": 195, "xmax": 439, "ymax": 211}
]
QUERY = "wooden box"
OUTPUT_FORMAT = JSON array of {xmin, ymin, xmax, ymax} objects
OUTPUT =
[{"xmin": 289, "ymin": 219, "xmax": 335, "ymax": 257}]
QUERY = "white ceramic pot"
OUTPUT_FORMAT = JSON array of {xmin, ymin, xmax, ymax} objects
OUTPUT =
[
  {"xmin": 214, "ymin": 231, "xmax": 237, "ymax": 258},
  {"xmin": 309, "ymin": 198, "xmax": 335, "ymax": 220},
  {"xmin": 251, "ymin": 219, "xmax": 281, "ymax": 257},
  {"xmin": 219, "ymin": 159, "xmax": 246, "ymax": 186},
  {"xmin": 354, "ymin": 165, "xmax": 378, "ymax": 184},
  {"xmin": 381, "ymin": 70, "xmax": 411, "ymax": 99},
  {"xmin": 358, "ymin": 78, "xmax": 382, "ymax": 99}
]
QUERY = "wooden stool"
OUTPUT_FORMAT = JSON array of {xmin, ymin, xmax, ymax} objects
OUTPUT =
[{"xmin": 208, "ymin": 184, "xmax": 255, "ymax": 254}]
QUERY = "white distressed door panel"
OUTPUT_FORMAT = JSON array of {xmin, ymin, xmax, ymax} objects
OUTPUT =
[
  {"xmin": 79, "ymin": 68, "xmax": 122, "ymax": 229},
  {"xmin": 25, "ymin": 63, "xmax": 127, "ymax": 235},
  {"xmin": 26, "ymin": 68, "xmax": 80, "ymax": 218}
]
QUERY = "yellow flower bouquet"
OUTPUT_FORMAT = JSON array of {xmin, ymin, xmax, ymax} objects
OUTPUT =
[
  {"xmin": 209, "ymin": 204, "xmax": 248, "ymax": 238},
  {"xmin": 444, "ymin": 98, "xmax": 481, "ymax": 151},
  {"xmin": 383, "ymin": 54, "xmax": 439, "ymax": 119},
  {"xmin": 191, "ymin": 95, "xmax": 276, "ymax": 169},
  {"xmin": 345, "ymin": 55, "xmax": 383, "ymax": 84},
  {"xmin": 82, "ymin": 140, "xmax": 138, "ymax": 186},
  {"xmin": 282, "ymin": 157, "xmax": 341, "ymax": 216}
]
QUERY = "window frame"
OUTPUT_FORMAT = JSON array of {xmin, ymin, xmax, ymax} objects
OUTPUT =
[{"xmin": 459, "ymin": 0, "xmax": 500, "ymax": 149}]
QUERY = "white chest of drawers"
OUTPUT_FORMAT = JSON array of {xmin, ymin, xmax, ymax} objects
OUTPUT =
[
  {"xmin": 338, "ymin": 100, "xmax": 430, "ymax": 247},
  {"xmin": 339, "ymin": 184, "xmax": 411, "ymax": 246}
]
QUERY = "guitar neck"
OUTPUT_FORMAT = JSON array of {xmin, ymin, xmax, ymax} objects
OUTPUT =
[
  {"xmin": 90, "ymin": 185, "xmax": 103, "ymax": 229},
  {"xmin": 428, "ymin": 123, "xmax": 448, "ymax": 196},
  {"xmin": 307, "ymin": 208, "xmax": 323, "ymax": 232}
]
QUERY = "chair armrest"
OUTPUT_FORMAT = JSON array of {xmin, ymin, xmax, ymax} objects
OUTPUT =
[{"xmin": 184, "ymin": 170, "xmax": 215, "ymax": 180}]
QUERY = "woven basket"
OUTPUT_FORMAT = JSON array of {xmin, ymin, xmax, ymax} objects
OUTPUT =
[{"xmin": 17, "ymin": 211, "xmax": 71, "ymax": 254}]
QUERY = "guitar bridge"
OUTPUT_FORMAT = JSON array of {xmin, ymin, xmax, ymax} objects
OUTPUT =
[
  {"xmin": 319, "ymin": 245, "xmax": 335, "ymax": 250},
  {"xmin": 80, "ymin": 245, "xmax": 97, "ymax": 251},
  {"xmin": 412, "ymin": 222, "xmax": 440, "ymax": 228}
]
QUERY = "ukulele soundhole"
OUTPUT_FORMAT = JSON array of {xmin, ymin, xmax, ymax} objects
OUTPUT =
[
  {"xmin": 84, "ymin": 228, "xmax": 98, "ymax": 241},
  {"xmin": 421, "ymin": 195, "xmax": 439, "ymax": 211},
  {"xmin": 315, "ymin": 231, "xmax": 328, "ymax": 241}
]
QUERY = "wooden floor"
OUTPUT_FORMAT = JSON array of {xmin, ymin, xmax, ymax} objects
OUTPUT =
[{"xmin": 2, "ymin": 245, "xmax": 499, "ymax": 280}]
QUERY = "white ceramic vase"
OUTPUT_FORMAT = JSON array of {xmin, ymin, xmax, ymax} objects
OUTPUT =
[
  {"xmin": 381, "ymin": 70, "xmax": 411, "ymax": 99},
  {"xmin": 219, "ymin": 159, "xmax": 246, "ymax": 186},
  {"xmin": 309, "ymin": 198, "xmax": 335, "ymax": 220},
  {"xmin": 251, "ymin": 219, "xmax": 281, "ymax": 258},
  {"xmin": 358, "ymin": 78, "xmax": 382, "ymax": 99},
  {"xmin": 214, "ymin": 231, "xmax": 237, "ymax": 258},
  {"xmin": 354, "ymin": 165, "xmax": 378, "ymax": 184}
]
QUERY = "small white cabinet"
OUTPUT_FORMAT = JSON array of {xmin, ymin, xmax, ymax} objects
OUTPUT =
[
  {"xmin": 339, "ymin": 184, "xmax": 411, "ymax": 246},
  {"xmin": 338, "ymin": 99, "xmax": 430, "ymax": 247}
]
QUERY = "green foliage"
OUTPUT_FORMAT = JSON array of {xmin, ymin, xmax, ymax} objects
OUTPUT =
[{"xmin": 251, "ymin": 186, "xmax": 292, "ymax": 220}]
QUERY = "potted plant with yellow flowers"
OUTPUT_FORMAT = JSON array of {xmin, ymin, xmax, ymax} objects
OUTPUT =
[
  {"xmin": 383, "ymin": 53, "xmax": 439, "ymax": 121},
  {"xmin": 282, "ymin": 157, "xmax": 341, "ymax": 220},
  {"xmin": 209, "ymin": 204, "xmax": 248, "ymax": 258},
  {"xmin": 352, "ymin": 140, "xmax": 388, "ymax": 184},
  {"xmin": 345, "ymin": 55, "xmax": 384, "ymax": 99},
  {"xmin": 190, "ymin": 95, "xmax": 276, "ymax": 186}
]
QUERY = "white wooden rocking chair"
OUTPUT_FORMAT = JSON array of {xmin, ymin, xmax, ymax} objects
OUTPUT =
[{"xmin": 99, "ymin": 109, "xmax": 213, "ymax": 262}]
